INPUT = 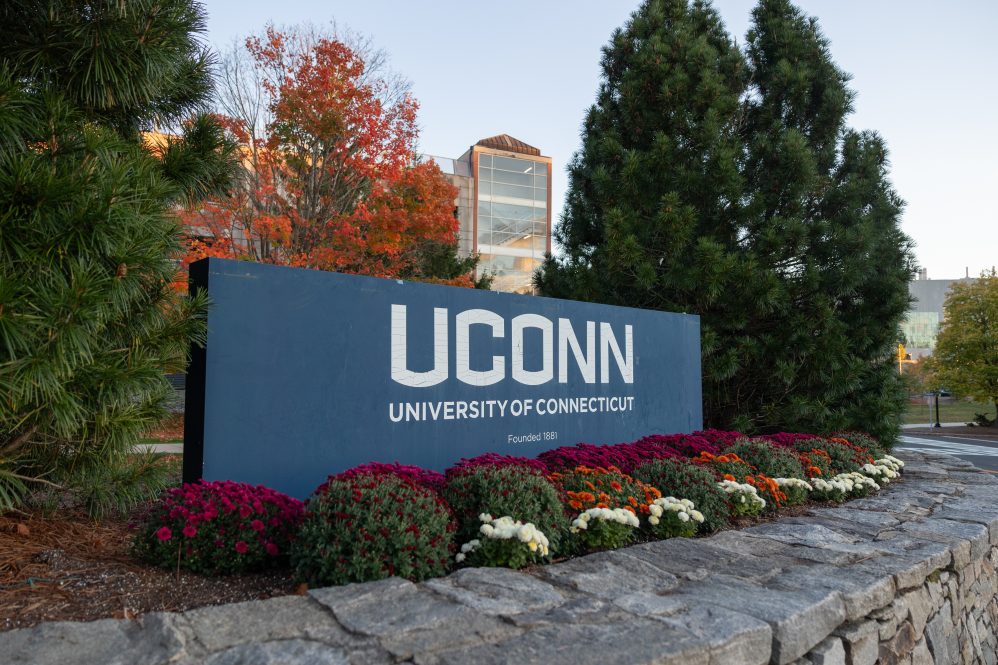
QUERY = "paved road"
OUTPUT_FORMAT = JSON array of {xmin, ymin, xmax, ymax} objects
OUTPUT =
[{"xmin": 897, "ymin": 433, "xmax": 998, "ymax": 472}]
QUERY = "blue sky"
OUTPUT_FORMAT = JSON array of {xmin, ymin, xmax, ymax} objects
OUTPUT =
[{"xmin": 203, "ymin": 1, "xmax": 997, "ymax": 279}]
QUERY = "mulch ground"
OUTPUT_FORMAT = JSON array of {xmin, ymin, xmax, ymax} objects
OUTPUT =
[
  {"xmin": 143, "ymin": 413, "xmax": 184, "ymax": 441},
  {"xmin": 0, "ymin": 510, "xmax": 298, "ymax": 632}
]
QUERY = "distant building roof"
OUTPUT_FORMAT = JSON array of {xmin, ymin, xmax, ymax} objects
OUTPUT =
[{"xmin": 475, "ymin": 134, "xmax": 541, "ymax": 157}]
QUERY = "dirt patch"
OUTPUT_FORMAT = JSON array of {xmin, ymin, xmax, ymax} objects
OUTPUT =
[{"xmin": 0, "ymin": 511, "xmax": 297, "ymax": 632}]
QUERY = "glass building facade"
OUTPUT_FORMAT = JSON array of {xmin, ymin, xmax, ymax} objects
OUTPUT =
[
  {"xmin": 427, "ymin": 135, "xmax": 552, "ymax": 294},
  {"xmin": 474, "ymin": 150, "xmax": 550, "ymax": 294}
]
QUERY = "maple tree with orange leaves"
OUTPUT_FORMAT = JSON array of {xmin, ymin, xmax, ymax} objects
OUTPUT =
[{"xmin": 180, "ymin": 27, "xmax": 480, "ymax": 287}]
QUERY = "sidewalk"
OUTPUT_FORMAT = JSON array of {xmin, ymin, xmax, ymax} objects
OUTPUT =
[
  {"xmin": 136, "ymin": 442, "xmax": 182, "ymax": 454},
  {"xmin": 901, "ymin": 422, "xmax": 969, "ymax": 429}
]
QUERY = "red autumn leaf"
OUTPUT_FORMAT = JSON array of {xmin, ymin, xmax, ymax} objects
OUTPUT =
[{"xmin": 176, "ymin": 28, "xmax": 469, "ymax": 287}]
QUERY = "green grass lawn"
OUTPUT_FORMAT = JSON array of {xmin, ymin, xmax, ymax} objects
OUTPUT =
[{"xmin": 903, "ymin": 398, "xmax": 996, "ymax": 425}]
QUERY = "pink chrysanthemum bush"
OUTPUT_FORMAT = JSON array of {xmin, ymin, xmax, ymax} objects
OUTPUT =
[
  {"xmin": 633, "ymin": 434, "xmax": 721, "ymax": 458},
  {"xmin": 291, "ymin": 473, "xmax": 456, "ymax": 586},
  {"xmin": 537, "ymin": 441, "xmax": 680, "ymax": 474},
  {"xmin": 447, "ymin": 453, "xmax": 549, "ymax": 475},
  {"xmin": 692, "ymin": 429, "xmax": 744, "ymax": 448},
  {"xmin": 324, "ymin": 462, "xmax": 446, "ymax": 493},
  {"xmin": 132, "ymin": 480, "xmax": 304, "ymax": 575}
]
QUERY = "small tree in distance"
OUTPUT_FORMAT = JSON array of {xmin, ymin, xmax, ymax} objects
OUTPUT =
[{"xmin": 930, "ymin": 270, "xmax": 998, "ymax": 425}]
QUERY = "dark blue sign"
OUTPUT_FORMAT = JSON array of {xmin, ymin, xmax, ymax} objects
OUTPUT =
[{"xmin": 184, "ymin": 258, "xmax": 702, "ymax": 498}]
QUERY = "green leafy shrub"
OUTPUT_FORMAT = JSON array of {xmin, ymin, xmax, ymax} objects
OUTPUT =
[
  {"xmin": 632, "ymin": 458, "xmax": 731, "ymax": 533},
  {"xmin": 569, "ymin": 507, "xmax": 640, "ymax": 551},
  {"xmin": 546, "ymin": 465, "xmax": 663, "ymax": 554},
  {"xmin": 456, "ymin": 514, "xmax": 551, "ymax": 569},
  {"xmin": 645, "ymin": 497, "xmax": 702, "ymax": 539},
  {"xmin": 821, "ymin": 437, "xmax": 875, "ymax": 475},
  {"xmin": 718, "ymin": 480, "xmax": 766, "ymax": 516},
  {"xmin": 792, "ymin": 444, "xmax": 835, "ymax": 479},
  {"xmin": 835, "ymin": 471, "xmax": 881, "ymax": 498},
  {"xmin": 810, "ymin": 477, "xmax": 850, "ymax": 502},
  {"xmin": 548, "ymin": 465, "xmax": 662, "ymax": 513},
  {"xmin": 443, "ymin": 465, "xmax": 566, "ymax": 550},
  {"xmin": 834, "ymin": 431, "xmax": 888, "ymax": 457},
  {"xmin": 691, "ymin": 452, "xmax": 755, "ymax": 481},
  {"xmin": 132, "ymin": 480, "xmax": 304, "ymax": 575},
  {"xmin": 725, "ymin": 438, "xmax": 805, "ymax": 479},
  {"xmin": 774, "ymin": 478, "xmax": 811, "ymax": 506},
  {"xmin": 292, "ymin": 473, "xmax": 455, "ymax": 586}
]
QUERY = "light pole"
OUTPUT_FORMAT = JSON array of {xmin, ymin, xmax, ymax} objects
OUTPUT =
[{"xmin": 933, "ymin": 391, "xmax": 941, "ymax": 428}]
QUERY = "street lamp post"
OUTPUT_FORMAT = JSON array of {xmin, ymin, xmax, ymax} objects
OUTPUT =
[{"xmin": 933, "ymin": 391, "xmax": 941, "ymax": 428}]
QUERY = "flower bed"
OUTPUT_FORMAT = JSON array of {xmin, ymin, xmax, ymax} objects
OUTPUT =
[{"xmin": 133, "ymin": 430, "xmax": 906, "ymax": 588}]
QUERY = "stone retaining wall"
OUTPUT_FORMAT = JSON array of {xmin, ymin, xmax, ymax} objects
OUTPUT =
[{"xmin": 3, "ymin": 450, "xmax": 998, "ymax": 665}]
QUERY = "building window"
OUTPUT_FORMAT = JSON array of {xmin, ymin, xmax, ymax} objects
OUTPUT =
[{"xmin": 476, "ymin": 152, "xmax": 548, "ymax": 294}]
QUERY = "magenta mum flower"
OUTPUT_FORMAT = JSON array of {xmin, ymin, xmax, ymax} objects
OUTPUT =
[
  {"xmin": 234, "ymin": 541, "xmax": 248, "ymax": 554},
  {"xmin": 250, "ymin": 519, "xmax": 265, "ymax": 532},
  {"xmin": 329, "ymin": 462, "xmax": 446, "ymax": 493},
  {"xmin": 182, "ymin": 525, "xmax": 197, "ymax": 538},
  {"xmin": 156, "ymin": 526, "xmax": 172, "ymax": 542}
]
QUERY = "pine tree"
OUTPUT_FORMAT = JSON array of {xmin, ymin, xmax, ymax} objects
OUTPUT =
[
  {"xmin": 0, "ymin": 1, "xmax": 236, "ymax": 513},
  {"xmin": 538, "ymin": 0, "xmax": 914, "ymax": 442}
]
